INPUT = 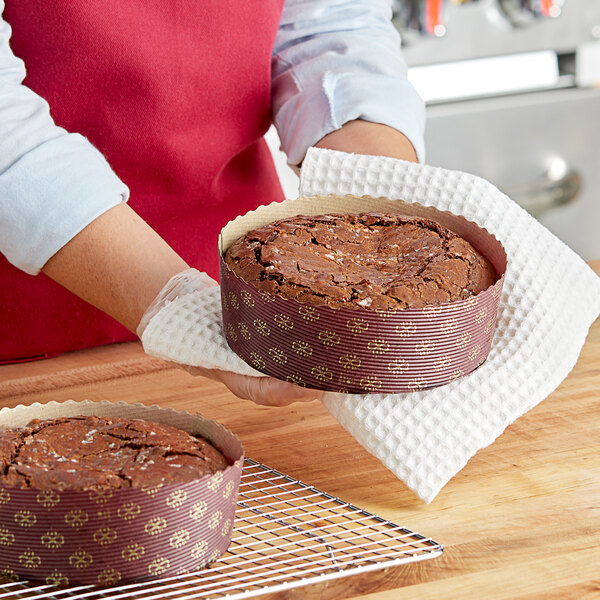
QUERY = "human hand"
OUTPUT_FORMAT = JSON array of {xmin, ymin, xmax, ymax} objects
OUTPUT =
[{"xmin": 138, "ymin": 268, "xmax": 320, "ymax": 406}]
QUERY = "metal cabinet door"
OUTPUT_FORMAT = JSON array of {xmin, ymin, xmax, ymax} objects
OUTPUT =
[{"xmin": 424, "ymin": 86, "xmax": 600, "ymax": 260}]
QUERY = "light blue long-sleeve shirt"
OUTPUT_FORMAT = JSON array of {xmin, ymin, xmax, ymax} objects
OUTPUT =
[{"xmin": 0, "ymin": 0, "xmax": 425, "ymax": 275}]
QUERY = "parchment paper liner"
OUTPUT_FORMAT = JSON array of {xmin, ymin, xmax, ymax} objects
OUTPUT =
[
  {"xmin": 219, "ymin": 195, "xmax": 507, "ymax": 394},
  {"xmin": 0, "ymin": 400, "xmax": 244, "ymax": 586}
]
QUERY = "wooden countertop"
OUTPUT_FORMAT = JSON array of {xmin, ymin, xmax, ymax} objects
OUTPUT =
[{"xmin": 1, "ymin": 261, "xmax": 599, "ymax": 599}]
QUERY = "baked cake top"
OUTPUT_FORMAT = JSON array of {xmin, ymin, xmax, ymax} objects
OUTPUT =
[
  {"xmin": 224, "ymin": 213, "xmax": 497, "ymax": 310},
  {"xmin": 0, "ymin": 415, "xmax": 229, "ymax": 491}
]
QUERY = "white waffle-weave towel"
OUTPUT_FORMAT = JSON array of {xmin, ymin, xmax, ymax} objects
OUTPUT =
[{"xmin": 143, "ymin": 147, "xmax": 600, "ymax": 502}]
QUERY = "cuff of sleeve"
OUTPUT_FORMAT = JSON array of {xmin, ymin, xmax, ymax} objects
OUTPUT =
[
  {"xmin": 0, "ymin": 133, "xmax": 129, "ymax": 275},
  {"xmin": 274, "ymin": 73, "xmax": 426, "ymax": 166}
]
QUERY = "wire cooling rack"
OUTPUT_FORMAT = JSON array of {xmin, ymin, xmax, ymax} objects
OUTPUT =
[{"xmin": 0, "ymin": 458, "xmax": 443, "ymax": 599}]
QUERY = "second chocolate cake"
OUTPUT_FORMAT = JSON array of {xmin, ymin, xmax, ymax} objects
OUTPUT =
[{"xmin": 224, "ymin": 213, "xmax": 497, "ymax": 310}]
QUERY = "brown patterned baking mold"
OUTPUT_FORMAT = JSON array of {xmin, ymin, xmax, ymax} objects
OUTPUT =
[
  {"xmin": 0, "ymin": 400, "xmax": 244, "ymax": 586},
  {"xmin": 219, "ymin": 195, "xmax": 507, "ymax": 394}
]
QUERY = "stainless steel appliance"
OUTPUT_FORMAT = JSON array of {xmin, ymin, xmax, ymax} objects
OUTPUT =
[{"xmin": 395, "ymin": 0, "xmax": 600, "ymax": 259}]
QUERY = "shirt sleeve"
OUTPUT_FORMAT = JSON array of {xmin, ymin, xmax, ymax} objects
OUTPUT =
[
  {"xmin": 0, "ymin": 3, "xmax": 129, "ymax": 275},
  {"xmin": 272, "ymin": 0, "xmax": 426, "ymax": 166}
]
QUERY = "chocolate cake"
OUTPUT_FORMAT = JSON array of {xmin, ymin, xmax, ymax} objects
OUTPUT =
[
  {"xmin": 0, "ymin": 415, "xmax": 229, "ymax": 491},
  {"xmin": 224, "ymin": 213, "xmax": 497, "ymax": 310}
]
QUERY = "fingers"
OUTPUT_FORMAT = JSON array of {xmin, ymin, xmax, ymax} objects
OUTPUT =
[
  {"xmin": 219, "ymin": 371, "xmax": 320, "ymax": 406},
  {"xmin": 187, "ymin": 367, "xmax": 320, "ymax": 406}
]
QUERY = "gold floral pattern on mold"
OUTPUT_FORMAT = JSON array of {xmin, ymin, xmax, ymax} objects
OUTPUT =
[
  {"xmin": 359, "ymin": 376, "xmax": 382, "ymax": 392},
  {"xmin": 221, "ymin": 518, "xmax": 232, "ymax": 537},
  {"xmin": 169, "ymin": 529, "xmax": 190, "ymax": 549},
  {"xmin": 468, "ymin": 344, "xmax": 482, "ymax": 361},
  {"xmin": 388, "ymin": 358, "xmax": 409, "ymax": 373},
  {"xmin": 148, "ymin": 556, "xmax": 170, "ymax": 577},
  {"xmin": 292, "ymin": 340, "xmax": 313, "ymax": 357},
  {"xmin": 408, "ymin": 377, "xmax": 429, "ymax": 391},
  {"xmin": 226, "ymin": 323, "xmax": 238, "ymax": 342},
  {"xmin": 89, "ymin": 488, "xmax": 113, "ymax": 504},
  {"xmin": 312, "ymin": 365, "xmax": 333, "ymax": 382},
  {"xmin": 475, "ymin": 308, "xmax": 488, "ymax": 324},
  {"xmin": 440, "ymin": 318, "xmax": 459, "ymax": 334},
  {"xmin": 166, "ymin": 489, "xmax": 188, "ymax": 510},
  {"xmin": 46, "ymin": 569, "xmax": 68, "ymax": 587},
  {"xmin": 121, "ymin": 541, "xmax": 145, "ymax": 561},
  {"xmin": 117, "ymin": 502, "xmax": 141, "ymax": 521},
  {"xmin": 18, "ymin": 549, "xmax": 41, "ymax": 569},
  {"xmin": 69, "ymin": 548, "xmax": 93, "ymax": 569},
  {"xmin": 189, "ymin": 501, "xmax": 208, "ymax": 522},
  {"xmin": 207, "ymin": 471, "xmax": 224, "ymax": 492},
  {"xmin": 208, "ymin": 510, "xmax": 223, "ymax": 530},
  {"xmin": 415, "ymin": 339, "xmax": 436, "ymax": 355},
  {"xmin": 318, "ymin": 330, "xmax": 340, "ymax": 346},
  {"xmin": 339, "ymin": 354, "xmax": 361, "ymax": 370},
  {"xmin": 208, "ymin": 548, "xmax": 222, "ymax": 564},
  {"xmin": 433, "ymin": 356, "xmax": 452, "ymax": 371},
  {"xmin": 0, "ymin": 567, "xmax": 18, "ymax": 581},
  {"xmin": 249, "ymin": 352, "xmax": 266, "ymax": 370},
  {"xmin": 346, "ymin": 317, "xmax": 368, "ymax": 334},
  {"xmin": 299, "ymin": 305, "xmax": 319, "ymax": 322},
  {"xmin": 449, "ymin": 369, "xmax": 465, "ymax": 382},
  {"xmin": 395, "ymin": 322, "xmax": 417, "ymax": 337},
  {"xmin": 368, "ymin": 339, "xmax": 390, "ymax": 354},
  {"xmin": 0, "ymin": 527, "xmax": 15, "ymax": 546},
  {"xmin": 64, "ymin": 509, "xmax": 88, "ymax": 528},
  {"xmin": 40, "ymin": 530, "xmax": 64, "ymax": 550},
  {"xmin": 274, "ymin": 313, "xmax": 294, "ymax": 330},
  {"xmin": 15, "ymin": 510, "xmax": 37, "ymax": 528},
  {"xmin": 253, "ymin": 318, "xmax": 271, "ymax": 336},
  {"xmin": 36, "ymin": 490, "xmax": 60, "ymax": 508},
  {"xmin": 223, "ymin": 481, "xmax": 235, "ymax": 499},
  {"xmin": 238, "ymin": 322, "xmax": 251, "ymax": 340},
  {"xmin": 286, "ymin": 374, "xmax": 306, "ymax": 387},
  {"xmin": 422, "ymin": 305, "xmax": 444, "ymax": 318},
  {"xmin": 93, "ymin": 527, "xmax": 118, "ymax": 546},
  {"xmin": 0, "ymin": 489, "xmax": 10, "ymax": 506},
  {"xmin": 241, "ymin": 290, "xmax": 255, "ymax": 307},
  {"xmin": 191, "ymin": 540, "xmax": 208, "ymax": 559},
  {"xmin": 456, "ymin": 332, "xmax": 472, "ymax": 349},
  {"xmin": 464, "ymin": 296, "xmax": 479, "ymax": 311},
  {"xmin": 141, "ymin": 483, "xmax": 164, "ymax": 496},
  {"xmin": 144, "ymin": 516, "xmax": 168, "ymax": 536},
  {"xmin": 97, "ymin": 567, "xmax": 121, "ymax": 586},
  {"xmin": 268, "ymin": 347, "xmax": 287, "ymax": 364},
  {"xmin": 228, "ymin": 292, "xmax": 239, "ymax": 310},
  {"xmin": 259, "ymin": 290, "xmax": 277, "ymax": 303}
]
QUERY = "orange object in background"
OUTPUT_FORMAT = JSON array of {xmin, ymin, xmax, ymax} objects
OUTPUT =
[
  {"xmin": 539, "ymin": 0, "xmax": 558, "ymax": 17},
  {"xmin": 425, "ymin": 0, "xmax": 444, "ymax": 35}
]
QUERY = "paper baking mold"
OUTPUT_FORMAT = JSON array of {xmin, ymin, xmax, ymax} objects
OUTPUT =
[
  {"xmin": 0, "ymin": 400, "xmax": 244, "ymax": 586},
  {"xmin": 219, "ymin": 195, "xmax": 507, "ymax": 394}
]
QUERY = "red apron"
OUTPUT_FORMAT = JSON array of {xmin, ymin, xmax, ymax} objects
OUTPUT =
[{"xmin": 0, "ymin": 0, "xmax": 285, "ymax": 362}]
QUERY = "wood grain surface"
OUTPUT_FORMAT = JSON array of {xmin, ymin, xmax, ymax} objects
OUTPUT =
[{"xmin": 0, "ymin": 261, "xmax": 598, "ymax": 599}]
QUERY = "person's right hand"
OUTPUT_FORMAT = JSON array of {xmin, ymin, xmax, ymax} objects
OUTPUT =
[
  {"xmin": 137, "ymin": 268, "xmax": 320, "ymax": 407},
  {"xmin": 183, "ymin": 366, "xmax": 320, "ymax": 407}
]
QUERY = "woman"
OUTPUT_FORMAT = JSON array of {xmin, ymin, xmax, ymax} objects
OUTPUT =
[{"xmin": 0, "ymin": 0, "xmax": 424, "ymax": 404}]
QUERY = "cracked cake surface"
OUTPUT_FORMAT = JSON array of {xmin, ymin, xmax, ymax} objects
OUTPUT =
[
  {"xmin": 0, "ymin": 415, "xmax": 229, "ymax": 491},
  {"xmin": 224, "ymin": 213, "xmax": 498, "ymax": 310}
]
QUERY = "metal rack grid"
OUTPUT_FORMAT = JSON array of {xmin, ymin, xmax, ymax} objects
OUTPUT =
[{"xmin": 0, "ymin": 458, "xmax": 443, "ymax": 600}]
